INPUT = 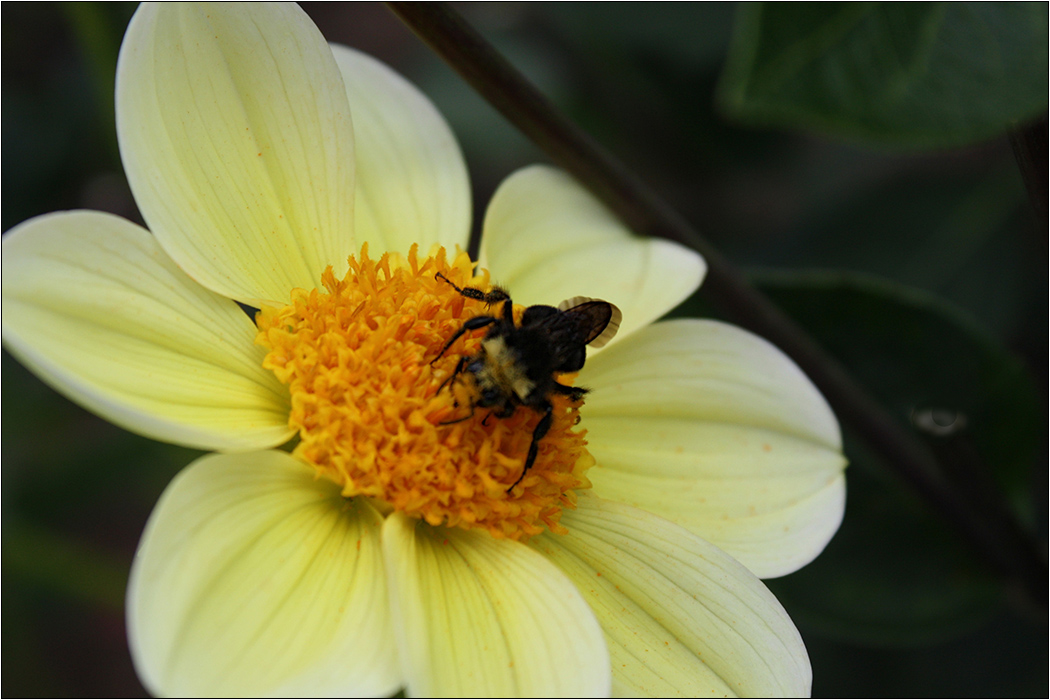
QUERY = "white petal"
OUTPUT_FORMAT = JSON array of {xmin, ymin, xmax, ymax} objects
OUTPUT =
[
  {"xmin": 479, "ymin": 165, "xmax": 705, "ymax": 343},
  {"xmin": 1, "ymin": 211, "xmax": 291, "ymax": 450},
  {"xmin": 331, "ymin": 44, "xmax": 471, "ymax": 256},
  {"xmin": 383, "ymin": 513, "xmax": 611, "ymax": 697},
  {"xmin": 533, "ymin": 494, "xmax": 811, "ymax": 697},
  {"xmin": 580, "ymin": 319, "xmax": 846, "ymax": 578},
  {"xmin": 128, "ymin": 451, "xmax": 400, "ymax": 697},
  {"xmin": 116, "ymin": 2, "xmax": 355, "ymax": 306}
]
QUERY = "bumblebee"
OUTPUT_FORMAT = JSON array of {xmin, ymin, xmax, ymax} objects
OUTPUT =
[{"xmin": 432, "ymin": 272, "xmax": 621, "ymax": 492}]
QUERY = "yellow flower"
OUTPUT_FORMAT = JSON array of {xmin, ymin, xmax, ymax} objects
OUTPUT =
[{"xmin": 0, "ymin": 4, "xmax": 846, "ymax": 697}]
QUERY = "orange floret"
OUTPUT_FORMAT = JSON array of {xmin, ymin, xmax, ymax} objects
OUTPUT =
[{"xmin": 256, "ymin": 245, "xmax": 593, "ymax": 540}]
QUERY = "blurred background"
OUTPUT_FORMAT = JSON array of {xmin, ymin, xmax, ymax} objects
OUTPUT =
[{"xmin": 2, "ymin": 3, "xmax": 1046, "ymax": 696}]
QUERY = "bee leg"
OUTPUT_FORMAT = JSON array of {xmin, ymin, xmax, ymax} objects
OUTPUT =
[
  {"xmin": 439, "ymin": 400, "xmax": 475, "ymax": 425},
  {"xmin": 551, "ymin": 382, "xmax": 589, "ymax": 403},
  {"xmin": 435, "ymin": 272, "xmax": 510, "ymax": 307},
  {"xmin": 431, "ymin": 315, "xmax": 497, "ymax": 364},
  {"xmin": 507, "ymin": 401, "xmax": 553, "ymax": 493},
  {"xmin": 437, "ymin": 356, "xmax": 468, "ymax": 395},
  {"xmin": 500, "ymin": 291, "xmax": 515, "ymax": 323}
]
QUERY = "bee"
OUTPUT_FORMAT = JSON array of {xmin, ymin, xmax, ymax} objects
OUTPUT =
[{"xmin": 432, "ymin": 272, "xmax": 621, "ymax": 492}]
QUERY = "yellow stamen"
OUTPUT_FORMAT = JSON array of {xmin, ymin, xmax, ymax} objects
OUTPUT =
[{"xmin": 256, "ymin": 245, "xmax": 593, "ymax": 540}]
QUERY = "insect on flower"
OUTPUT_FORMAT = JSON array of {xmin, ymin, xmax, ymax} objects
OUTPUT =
[{"xmin": 432, "ymin": 272, "xmax": 622, "ymax": 492}]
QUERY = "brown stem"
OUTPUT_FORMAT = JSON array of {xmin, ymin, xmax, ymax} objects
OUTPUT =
[{"xmin": 1009, "ymin": 115, "xmax": 1048, "ymax": 231}]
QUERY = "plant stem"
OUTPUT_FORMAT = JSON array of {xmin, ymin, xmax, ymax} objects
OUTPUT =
[
  {"xmin": 386, "ymin": 2, "xmax": 1047, "ymax": 611},
  {"xmin": 1009, "ymin": 115, "xmax": 1048, "ymax": 231}
]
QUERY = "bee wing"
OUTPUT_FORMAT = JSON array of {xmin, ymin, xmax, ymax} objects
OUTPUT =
[{"xmin": 557, "ymin": 297, "xmax": 622, "ymax": 348}]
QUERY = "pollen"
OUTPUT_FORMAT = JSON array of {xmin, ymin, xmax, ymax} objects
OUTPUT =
[{"xmin": 256, "ymin": 245, "xmax": 593, "ymax": 540}]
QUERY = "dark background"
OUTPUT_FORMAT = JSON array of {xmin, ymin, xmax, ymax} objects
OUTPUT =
[{"xmin": 3, "ymin": 3, "xmax": 1046, "ymax": 696}]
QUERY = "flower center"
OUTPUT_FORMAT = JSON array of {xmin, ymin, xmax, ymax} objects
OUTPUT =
[{"xmin": 256, "ymin": 245, "xmax": 593, "ymax": 540}]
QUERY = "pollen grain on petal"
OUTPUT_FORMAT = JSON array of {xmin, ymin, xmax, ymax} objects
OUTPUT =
[{"xmin": 256, "ymin": 245, "xmax": 592, "ymax": 540}]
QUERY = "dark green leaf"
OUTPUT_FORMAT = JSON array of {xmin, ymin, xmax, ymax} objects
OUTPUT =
[{"xmin": 718, "ymin": 2, "xmax": 1049, "ymax": 148}]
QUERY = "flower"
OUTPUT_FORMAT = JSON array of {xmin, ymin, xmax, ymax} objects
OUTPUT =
[{"xmin": 0, "ymin": 3, "xmax": 846, "ymax": 697}]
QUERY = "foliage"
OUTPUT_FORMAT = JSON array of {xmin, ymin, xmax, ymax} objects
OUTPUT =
[{"xmin": 719, "ymin": 2, "xmax": 1049, "ymax": 148}]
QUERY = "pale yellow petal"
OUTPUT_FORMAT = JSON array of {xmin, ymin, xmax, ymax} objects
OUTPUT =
[
  {"xmin": 331, "ymin": 44, "xmax": 471, "ymax": 256},
  {"xmin": 580, "ymin": 319, "xmax": 846, "ymax": 578},
  {"xmin": 479, "ymin": 165, "xmax": 705, "ymax": 342},
  {"xmin": 383, "ymin": 513, "xmax": 610, "ymax": 697},
  {"xmin": 1, "ymin": 211, "xmax": 291, "ymax": 450},
  {"xmin": 533, "ymin": 494, "xmax": 811, "ymax": 698},
  {"xmin": 116, "ymin": 2, "xmax": 355, "ymax": 306},
  {"xmin": 128, "ymin": 451, "xmax": 400, "ymax": 697}
]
